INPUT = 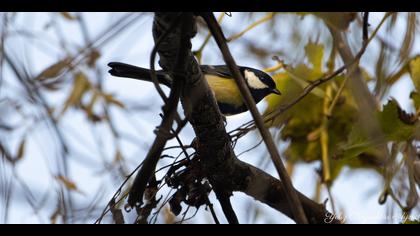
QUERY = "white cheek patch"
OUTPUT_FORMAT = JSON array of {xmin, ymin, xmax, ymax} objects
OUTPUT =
[{"xmin": 244, "ymin": 70, "xmax": 268, "ymax": 89}]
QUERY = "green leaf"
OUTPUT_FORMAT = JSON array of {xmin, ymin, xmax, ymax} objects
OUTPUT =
[
  {"xmin": 409, "ymin": 56, "xmax": 420, "ymax": 91},
  {"xmin": 402, "ymin": 219, "xmax": 420, "ymax": 224},
  {"xmin": 377, "ymin": 99, "xmax": 418, "ymax": 141},
  {"xmin": 305, "ymin": 42, "xmax": 324, "ymax": 72},
  {"xmin": 336, "ymin": 137, "xmax": 383, "ymax": 161},
  {"xmin": 410, "ymin": 92, "xmax": 420, "ymax": 111},
  {"xmin": 314, "ymin": 12, "xmax": 357, "ymax": 31}
]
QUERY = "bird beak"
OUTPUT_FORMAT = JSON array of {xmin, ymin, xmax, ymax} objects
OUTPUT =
[{"xmin": 272, "ymin": 88, "xmax": 281, "ymax": 95}]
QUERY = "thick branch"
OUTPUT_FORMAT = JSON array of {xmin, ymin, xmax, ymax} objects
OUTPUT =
[{"xmin": 233, "ymin": 160, "xmax": 340, "ymax": 224}]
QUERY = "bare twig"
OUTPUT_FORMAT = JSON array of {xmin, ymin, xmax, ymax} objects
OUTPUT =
[
  {"xmin": 363, "ymin": 12, "xmax": 370, "ymax": 41},
  {"xmin": 213, "ymin": 186, "xmax": 239, "ymax": 224},
  {"xmin": 205, "ymin": 198, "xmax": 220, "ymax": 224},
  {"xmin": 94, "ymin": 160, "xmax": 144, "ymax": 224},
  {"xmin": 227, "ymin": 13, "xmax": 275, "ymax": 42}
]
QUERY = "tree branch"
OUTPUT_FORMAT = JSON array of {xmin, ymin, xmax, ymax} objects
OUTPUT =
[
  {"xmin": 126, "ymin": 12, "xmax": 338, "ymax": 224},
  {"xmin": 233, "ymin": 160, "xmax": 340, "ymax": 224}
]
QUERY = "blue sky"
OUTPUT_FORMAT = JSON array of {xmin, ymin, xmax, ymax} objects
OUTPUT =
[{"xmin": 1, "ymin": 12, "xmax": 418, "ymax": 224}]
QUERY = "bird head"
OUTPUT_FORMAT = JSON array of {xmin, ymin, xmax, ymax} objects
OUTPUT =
[{"xmin": 241, "ymin": 67, "xmax": 281, "ymax": 102}]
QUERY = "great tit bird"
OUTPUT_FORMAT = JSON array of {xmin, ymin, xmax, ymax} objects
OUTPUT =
[{"xmin": 108, "ymin": 62, "xmax": 281, "ymax": 116}]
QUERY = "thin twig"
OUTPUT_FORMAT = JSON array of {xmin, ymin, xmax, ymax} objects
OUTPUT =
[
  {"xmin": 363, "ymin": 12, "xmax": 369, "ymax": 42},
  {"xmin": 194, "ymin": 12, "xmax": 225, "ymax": 63},
  {"xmin": 214, "ymin": 189, "xmax": 238, "ymax": 224},
  {"xmin": 227, "ymin": 13, "xmax": 275, "ymax": 42},
  {"xmin": 206, "ymin": 198, "xmax": 220, "ymax": 224},
  {"xmin": 94, "ymin": 161, "xmax": 144, "ymax": 224}
]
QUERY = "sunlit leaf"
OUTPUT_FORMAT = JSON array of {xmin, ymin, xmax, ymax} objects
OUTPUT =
[
  {"xmin": 103, "ymin": 93, "xmax": 125, "ymax": 109},
  {"xmin": 287, "ymin": 64, "xmax": 324, "ymax": 96},
  {"xmin": 305, "ymin": 42, "xmax": 324, "ymax": 72},
  {"xmin": 411, "ymin": 92, "xmax": 420, "ymax": 111},
  {"xmin": 403, "ymin": 219, "xmax": 420, "ymax": 224},
  {"xmin": 61, "ymin": 72, "xmax": 91, "ymax": 115},
  {"xmin": 409, "ymin": 56, "xmax": 420, "ymax": 91},
  {"xmin": 60, "ymin": 12, "xmax": 76, "ymax": 20},
  {"xmin": 55, "ymin": 175, "xmax": 81, "ymax": 193},
  {"xmin": 377, "ymin": 99, "xmax": 418, "ymax": 141},
  {"xmin": 34, "ymin": 58, "xmax": 71, "ymax": 81},
  {"xmin": 314, "ymin": 12, "xmax": 356, "ymax": 31},
  {"xmin": 84, "ymin": 92, "xmax": 102, "ymax": 122}
]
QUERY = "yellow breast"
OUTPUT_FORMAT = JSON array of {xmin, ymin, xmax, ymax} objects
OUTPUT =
[{"xmin": 205, "ymin": 75, "xmax": 243, "ymax": 107}]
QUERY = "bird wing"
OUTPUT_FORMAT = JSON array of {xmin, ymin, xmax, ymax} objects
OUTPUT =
[{"xmin": 200, "ymin": 65, "xmax": 236, "ymax": 79}]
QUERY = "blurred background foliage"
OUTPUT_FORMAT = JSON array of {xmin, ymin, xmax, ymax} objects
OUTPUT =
[{"xmin": 1, "ymin": 12, "xmax": 420, "ymax": 224}]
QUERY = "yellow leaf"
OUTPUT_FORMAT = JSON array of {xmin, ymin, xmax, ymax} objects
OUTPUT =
[
  {"xmin": 409, "ymin": 56, "xmax": 420, "ymax": 91},
  {"xmin": 314, "ymin": 12, "xmax": 356, "ymax": 31},
  {"xmin": 61, "ymin": 72, "xmax": 91, "ymax": 115},
  {"xmin": 55, "ymin": 175, "xmax": 78, "ymax": 191},
  {"xmin": 103, "ymin": 93, "xmax": 125, "ymax": 109},
  {"xmin": 35, "ymin": 58, "xmax": 71, "ymax": 81},
  {"xmin": 305, "ymin": 42, "xmax": 324, "ymax": 72},
  {"xmin": 411, "ymin": 92, "xmax": 420, "ymax": 110},
  {"xmin": 85, "ymin": 91, "xmax": 100, "ymax": 122},
  {"xmin": 87, "ymin": 49, "xmax": 101, "ymax": 68},
  {"xmin": 16, "ymin": 139, "xmax": 26, "ymax": 161},
  {"xmin": 60, "ymin": 12, "xmax": 76, "ymax": 20}
]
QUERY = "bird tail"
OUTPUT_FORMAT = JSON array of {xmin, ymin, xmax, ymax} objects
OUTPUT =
[{"xmin": 108, "ymin": 62, "xmax": 172, "ymax": 87}]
